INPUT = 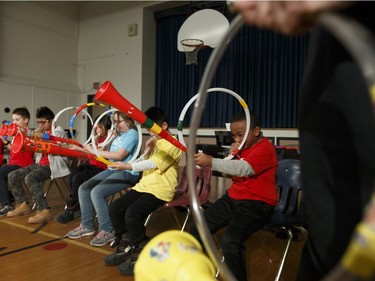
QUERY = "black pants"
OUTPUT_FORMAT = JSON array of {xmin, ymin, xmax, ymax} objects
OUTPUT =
[
  {"xmin": 189, "ymin": 192, "xmax": 274, "ymax": 281},
  {"xmin": 68, "ymin": 164, "xmax": 104, "ymax": 200},
  {"xmin": 0, "ymin": 164, "xmax": 20, "ymax": 204},
  {"xmin": 109, "ymin": 189, "xmax": 165, "ymax": 243}
]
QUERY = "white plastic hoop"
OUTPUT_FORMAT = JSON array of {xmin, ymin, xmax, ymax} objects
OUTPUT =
[
  {"xmin": 127, "ymin": 122, "xmax": 142, "ymax": 164},
  {"xmin": 52, "ymin": 106, "xmax": 93, "ymax": 144},
  {"xmin": 91, "ymin": 108, "xmax": 117, "ymax": 149},
  {"xmin": 91, "ymin": 109, "xmax": 142, "ymax": 164},
  {"xmin": 177, "ymin": 87, "xmax": 250, "ymax": 160},
  {"xmin": 69, "ymin": 102, "xmax": 107, "ymax": 143}
]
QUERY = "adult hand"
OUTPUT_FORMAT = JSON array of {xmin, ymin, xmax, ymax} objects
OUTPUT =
[{"xmin": 232, "ymin": 1, "xmax": 352, "ymax": 35}]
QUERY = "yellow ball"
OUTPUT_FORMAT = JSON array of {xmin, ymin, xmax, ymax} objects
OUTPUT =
[{"xmin": 134, "ymin": 230, "xmax": 216, "ymax": 281}]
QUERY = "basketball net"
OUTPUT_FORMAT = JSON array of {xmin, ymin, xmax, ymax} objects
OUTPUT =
[{"xmin": 181, "ymin": 39, "xmax": 204, "ymax": 66}]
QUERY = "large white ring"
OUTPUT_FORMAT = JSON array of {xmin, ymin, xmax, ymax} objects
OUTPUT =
[
  {"xmin": 69, "ymin": 102, "xmax": 107, "ymax": 143},
  {"xmin": 52, "ymin": 106, "xmax": 93, "ymax": 144},
  {"xmin": 177, "ymin": 87, "xmax": 250, "ymax": 160}
]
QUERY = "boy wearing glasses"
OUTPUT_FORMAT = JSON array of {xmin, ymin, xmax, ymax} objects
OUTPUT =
[{"xmin": 7, "ymin": 106, "xmax": 71, "ymax": 223}]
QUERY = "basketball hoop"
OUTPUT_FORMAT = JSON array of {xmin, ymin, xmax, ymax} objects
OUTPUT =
[{"xmin": 181, "ymin": 39, "xmax": 204, "ymax": 65}]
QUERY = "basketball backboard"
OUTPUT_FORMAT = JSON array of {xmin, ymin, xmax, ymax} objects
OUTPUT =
[{"xmin": 177, "ymin": 9, "xmax": 229, "ymax": 52}]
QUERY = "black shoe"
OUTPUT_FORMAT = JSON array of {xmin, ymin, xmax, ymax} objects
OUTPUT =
[
  {"xmin": 55, "ymin": 209, "xmax": 79, "ymax": 224},
  {"xmin": 110, "ymin": 235, "xmax": 122, "ymax": 248},
  {"xmin": 104, "ymin": 234, "xmax": 133, "ymax": 266},
  {"xmin": 55, "ymin": 197, "xmax": 80, "ymax": 224},
  {"xmin": 118, "ymin": 237, "xmax": 150, "ymax": 276}
]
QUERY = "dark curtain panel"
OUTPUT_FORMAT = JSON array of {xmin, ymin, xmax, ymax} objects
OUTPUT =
[{"xmin": 155, "ymin": 6, "xmax": 310, "ymax": 128}]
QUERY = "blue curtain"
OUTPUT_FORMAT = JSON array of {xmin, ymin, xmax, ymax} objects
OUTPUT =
[{"xmin": 155, "ymin": 10, "xmax": 310, "ymax": 128}]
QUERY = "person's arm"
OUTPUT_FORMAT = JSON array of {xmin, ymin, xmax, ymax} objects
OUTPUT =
[
  {"xmin": 83, "ymin": 131, "xmax": 136, "ymax": 161},
  {"xmin": 194, "ymin": 153, "xmax": 254, "ymax": 177},
  {"xmin": 109, "ymin": 159, "xmax": 156, "ymax": 172},
  {"xmin": 232, "ymin": 1, "xmax": 353, "ymax": 35},
  {"xmin": 70, "ymin": 144, "xmax": 91, "ymax": 154},
  {"xmin": 212, "ymin": 158, "xmax": 254, "ymax": 177},
  {"xmin": 85, "ymin": 145, "xmax": 129, "ymax": 161}
]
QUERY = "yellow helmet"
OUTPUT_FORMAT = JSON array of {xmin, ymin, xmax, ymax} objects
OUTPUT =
[{"xmin": 135, "ymin": 230, "xmax": 216, "ymax": 281}]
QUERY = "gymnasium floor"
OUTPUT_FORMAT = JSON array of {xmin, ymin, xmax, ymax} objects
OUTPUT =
[{"xmin": 0, "ymin": 179, "xmax": 306, "ymax": 281}]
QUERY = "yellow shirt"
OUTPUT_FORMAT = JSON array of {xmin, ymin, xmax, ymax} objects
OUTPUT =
[{"xmin": 132, "ymin": 137, "xmax": 182, "ymax": 201}]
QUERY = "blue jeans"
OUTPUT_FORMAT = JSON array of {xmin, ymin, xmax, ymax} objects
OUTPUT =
[{"xmin": 78, "ymin": 169, "xmax": 139, "ymax": 232}]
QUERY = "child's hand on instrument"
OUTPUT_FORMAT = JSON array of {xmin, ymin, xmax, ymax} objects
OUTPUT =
[
  {"xmin": 108, "ymin": 161, "xmax": 131, "ymax": 171},
  {"xmin": 229, "ymin": 141, "xmax": 240, "ymax": 155},
  {"xmin": 194, "ymin": 153, "xmax": 213, "ymax": 167}
]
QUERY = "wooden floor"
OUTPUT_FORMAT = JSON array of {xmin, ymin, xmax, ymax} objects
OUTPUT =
[{"xmin": 0, "ymin": 179, "xmax": 306, "ymax": 281}]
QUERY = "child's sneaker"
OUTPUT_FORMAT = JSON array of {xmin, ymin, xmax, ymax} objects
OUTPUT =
[
  {"xmin": 90, "ymin": 230, "xmax": 115, "ymax": 247},
  {"xmin": 7, "ymin": 202, "xmax": 30, "ymax": 217},
  {"xmin": 104, "ymin": 234, "xmax": 133, "ymax": 265},
  {"xmin": 118, "ymin": 237, "xmax": 149, "ymax": 276},
  {"xmin": 55, "ymin": 197, "xmax": 80, "ymax": 224},
  {"xmin": 0, "ymin": 205, "xmax": 13, "ymax": 217},
  {"xmin": 67, "ymin": 224, "xmax": 95, "ymax": 239},
  {"xmin": 28, "ymin": 208, "xmax": 52, "ymax": 224}
]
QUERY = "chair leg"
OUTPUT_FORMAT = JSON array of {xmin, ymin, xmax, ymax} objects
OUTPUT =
[
  {"xmin": 274, "ymin": 227, "xmax": 293, "ymax": 281},
  {"xmin": 258, "ymin": 231, "xmax": 273, "ymax": 262},
  {"xmin": 213, "ymin": 234, "xmax": 225, "ymax": 279},
  {"xmin": 295, "ymin": 226, "xmax": 308, "ymax": 239},
  {"xmin": 180, "ymin": 207, "xmax": 191, "ymax": 232},
  {"xmin": 144, "ymin": 212, "xmax": 153, "ymax": 227},
  {"xmin": 43, "ymin": 179, "xmax": 53, "ymax": 198},
  {"xmin": 45, "ymin": 178, "xmax": 70, "ymax": 201},
  {"xmin": 56, "ymin": 177, "xmax": 72, "ymax": 200},
  {"xmin": 55, "ymin": 184, "xmax": 66, "ymax": 201},
  {"xmin": 169, "ymin": 207, "xmax": 183, "ymax": 230},
  {"xmin": 107, "ymin": 194, "xmax": 116, "ymax": 204},
  {"xmin": 215, "ymin": 256, "xmax": 225, "ymax": 280}
]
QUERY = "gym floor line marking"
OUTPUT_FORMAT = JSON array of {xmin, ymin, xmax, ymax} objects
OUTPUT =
[
  {"xmin": 30, "ymin": 220, "xmax": 49, "ymax": 234},
  {"xmin": 0, "ymin": 220, "xmax": 112, "ymax": 255},
  {"xmin": 0, "ymin": 238, "xmax": 62, "ymax": 257}
]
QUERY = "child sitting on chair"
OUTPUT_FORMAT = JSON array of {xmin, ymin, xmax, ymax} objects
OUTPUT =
[
  {"xmin": 103, "ymin": 106, "xmax": 182, "ymax": 276},
  {"xmin": 66, "ymin": 112, "xmax": 139, "ymax": 247},
  {"xmin": 0, "ymin": 108, "xmax": 34, "ymax": 217},
  {"xmin": 7, "ymin": 106, "xmax": 71, "ymax": 224},
  {"xmin": 190, "ymin": 110, "xmax": 278, "ymax": 281}
]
